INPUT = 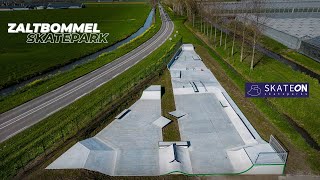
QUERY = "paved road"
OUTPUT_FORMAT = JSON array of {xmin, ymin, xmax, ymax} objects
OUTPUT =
[{"xmin": 0, "ymin": 5, "xmax": 174, "ymax": 143}]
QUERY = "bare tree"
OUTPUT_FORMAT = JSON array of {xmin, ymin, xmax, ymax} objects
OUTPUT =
[
  {"xmin": 148, "ymin": 0, "xmax": 157, "ymax": 23},
  {"xmin": 249, "ymin": 0, "xmax": 266, "ymax": 70},
  {"xmin": 184, "ymin": 0, "xmax": 197, "ymax": 24},
  {"xmin": 239, "ymin": 1, "xmax": 249, "ymax": 62},
  {"xmin": 231, "ymin": 20, "xmax": 237, "ymax": 57},
  {"xmin": 200, "ymin": 3, "xmax": 203, "ymax": 33},
  {"xmin": 229, "ymin": 3, "xmax": 240, "ymax": 57},
  {"xmin": 224, "ymin": 27, "xmax": 227, "ymax": 50},
  {"xmin": 210, "ymin": 10, "xmax": 213, "ymax": 39},
  {"xmin": 218, "ymin": 4, "xmax": 226, "ymax": 47},
  {"xmin": 216, "ymin": 4, "xmax": 228, "ymax": 50},
  {"xmin": 203, "ymin": 16, "xmax": 206, "ymax": 34},
  {"xmin": 170, "ymin": 0, "xmax": 184, "ymax": 16},
  {"xmin": 205, "ymin": 5, "xmax": 210, "ymax": 37},
  {"xmin": 193, "ymin": 12, "xmax": 195, "ymax": 27},
  {"xmin": 212, "ymin": 2, "xmax": 222, "ymax": 47},
  {"xmin": 220, "ymin": 25, "xmax": 223, "ymax": 46}
]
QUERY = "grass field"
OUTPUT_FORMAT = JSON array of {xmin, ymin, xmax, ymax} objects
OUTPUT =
[
  {"xmin": 163, "ymin": 5, "xmax": 320, "ymax": 174},
  {"xmin": 221, "ymin": 21, "xmax": 320, "ymax": 75},
  {"xmin": 259, "ymin": 36, "xmax": 320, "ymax": 75},
  {"xmin": 0, "ymin": 3, "xmax": 151, "ymax": 89},
  {"xmin": 0, "ymin": 5, "xmax": 161, "ymax": 114}
]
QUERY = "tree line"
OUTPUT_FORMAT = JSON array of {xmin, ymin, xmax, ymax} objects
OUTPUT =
[{"xmin": 164, "ymin": 0, "xmax": 268, "ymax": 70}]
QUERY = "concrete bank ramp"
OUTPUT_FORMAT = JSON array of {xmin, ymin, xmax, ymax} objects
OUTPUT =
[
  {"xmin": 169, "ymin": 110, "xmax": 187, "ymax": 118},
  {"xmin": 141, "ymin": 85, "xmax": 161, "ymax": 100},
  {"xmin": 227, "ymin": 144, "xmax": 285, "ymax": 175},
  {"xmin": 47, "ymin": 85, "xmax": 164, "ymax": 176},
  {"xmin": 46, "ymin": 137, "xmax": 117, "ymax": 175},
  {"xmin": 153, "ymin": 116, "xmax": 172, "ymax": 128},
  {"xmin": 159, "ymin": 143, "xmax": 193, "ymax": 174},
  {"xmin": 227, "ymin": 148, "xmax": 253, "ymax": 173}
]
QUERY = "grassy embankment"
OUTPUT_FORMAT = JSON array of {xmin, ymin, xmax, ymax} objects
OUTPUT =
[
  {"xmin": 221, "ymin": 21, "xmax": 320, "ymax": 74},
  {"xmin": 0, "ymin": 5, "xmax": 161, "ymax": 114},
  {"xmin": 155, "ymin": 69, "xmax": 181, "ymax": 141},
  {"xmin": 164, "ymin": 5, "xmax": 320, "ymax": 175},
  {"xmin": 259, "ymin": 36, "xmax": 320, "ymax": 75},
  {"xmin": 0, "ymin": 3, "xmax": 150, "ymax": 89},
  {"xmin": 0, "ymin": 13, "xmax": 180, "ymax": 179}
]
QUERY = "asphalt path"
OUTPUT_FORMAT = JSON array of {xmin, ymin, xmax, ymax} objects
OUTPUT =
[{"xmin": 0, "ymin": 5, "xmax": 174, "ymax": 143}]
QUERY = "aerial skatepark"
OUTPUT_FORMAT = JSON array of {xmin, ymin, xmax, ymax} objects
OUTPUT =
[{"xmin": 47, "ymin": 44, "xmax": 288, "ymax": 176}]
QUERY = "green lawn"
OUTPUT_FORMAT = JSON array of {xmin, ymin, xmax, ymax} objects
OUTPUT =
[
  {"xmin": 221, "ymin": 21, "xmax": 320, "ymax": 75},
  {"xmin": 0, "ymin": 3, "xmax": 151, "ymax": 88},
  {"xmin": 259, "ymin": 36, "xmax": 320, "ymax": 75},
  {"xmin": 155, "ymin": 69, "xmax": 181, "ymax": 141},
  {"xmin": 0, "ymin": 6, "xmax": 161, "ymax": 114}
]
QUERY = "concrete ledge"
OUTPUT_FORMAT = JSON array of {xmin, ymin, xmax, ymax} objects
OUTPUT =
[
  {"xmin": 115, "ymin": 109, "xmax": 131, "ymax": 119},
  {"xmin": 181, "ymin": 44, "xmax": 194, "ymax": 51},
  {"xmin": 141, "ymin": 85, "xmax": 161, "ymax": 100},
  {"xmin": 169, "ymin": 110, "xmax": 187, "ymax": 118},
  {"xmin": 159, "ymin": 141, "xmax": 190, "ymax": 148},
  {"xmin": 153, "ymin": 116, "xmax": 172, "ymax": 128}
]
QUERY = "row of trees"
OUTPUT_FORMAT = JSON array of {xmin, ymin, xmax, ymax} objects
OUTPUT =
[{"xmin": 165, "ymin": 0, "xmax": 267, "ymax": 70}]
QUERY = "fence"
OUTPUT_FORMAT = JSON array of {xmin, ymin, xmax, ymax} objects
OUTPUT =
[
  {"xmin": 0, "ymin": 37, "xmax": 183, "ymax": 179},
  {"xmin": 299, "ymin": 40, "xmax": 320, "ymax": 63},
  {"xmin": 269, "ymin": 135, "xmax": 288, "ymax": 163},
  {"xmin": 246, "ymin": 135, "xmax": 288, "ymax": 165},
  {"xmin": 254, "ymin": 152, "xmax": 287, "ymax": 164},
  {"xmin": 261, "ymin": 24, "xmax": 301, "ymax": 49},
  {"xmin": 167, "ymin": 47, "xmax": 182, "ymax": 68}
]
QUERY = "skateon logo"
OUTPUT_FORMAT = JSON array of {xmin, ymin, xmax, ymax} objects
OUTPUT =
[
  {"xmin": 247, "ymin": 85, "xmax": 261, "ymax": 97},
  {"xmin": 245, "ymin": 82, "xmax": 309, "ymax": 98}
]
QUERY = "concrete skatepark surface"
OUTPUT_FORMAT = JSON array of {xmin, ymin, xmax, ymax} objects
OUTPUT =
[
  {"xmin": 166, "ymin": 44, "xmax": 286, "ymax": 175},
  {"xmin": 47, "ymin": 85, "xmax": 171, "ymax": 175},
  {"xmin": 47, "ymin": 45, "xmax": 287, "ymax": 176}
]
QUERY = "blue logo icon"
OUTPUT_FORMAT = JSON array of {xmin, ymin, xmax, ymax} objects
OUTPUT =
[{"xmin": 247, "ymin": 85, "xmax": 261, "ymax": 97}]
